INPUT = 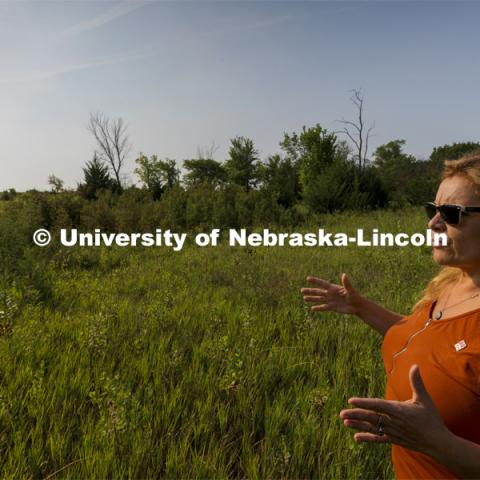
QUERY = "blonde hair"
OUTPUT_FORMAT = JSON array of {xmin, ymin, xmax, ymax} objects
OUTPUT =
[{"xmin": 412, "ymin": 151, "xmax": 480, "ymax": 312}]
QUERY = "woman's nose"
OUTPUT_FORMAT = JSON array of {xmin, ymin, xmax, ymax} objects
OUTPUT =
[{"xmin": 427, "ymin": 212, "xmax": 446, "ymax": 231}]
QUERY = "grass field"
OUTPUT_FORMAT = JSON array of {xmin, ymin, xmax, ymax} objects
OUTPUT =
[{"xmin": 0, "ymin": 207, "xmax": 440, "ymax": 479}]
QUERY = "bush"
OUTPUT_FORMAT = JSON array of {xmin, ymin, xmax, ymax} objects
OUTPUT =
[{"xmin": 156, "ymin": 185, "xmax": 188, "ymax": 230}]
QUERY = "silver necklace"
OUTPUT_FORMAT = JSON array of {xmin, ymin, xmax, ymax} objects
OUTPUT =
[{"xmin": 434, "ymin": 287, "xmax": 480, "ymax": 320}]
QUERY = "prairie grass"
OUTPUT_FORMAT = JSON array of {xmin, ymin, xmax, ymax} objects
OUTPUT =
[{"xmin": 0, "ymin": 207, "xmax": 439, "ymax": 478}]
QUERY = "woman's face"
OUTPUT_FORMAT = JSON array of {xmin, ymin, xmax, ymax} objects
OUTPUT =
[{"xmin": 428, "ymin": 175, "xmax": 480, "ymax": 271}]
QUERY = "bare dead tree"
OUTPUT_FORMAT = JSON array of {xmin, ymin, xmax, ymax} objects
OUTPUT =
[
  {"xmin": 336, "ymin": 89, "xmax": 375, "ymax": 169},
  {"xmin": 87, "ymin": 112, "xmax": 131, "ymax": 189}
]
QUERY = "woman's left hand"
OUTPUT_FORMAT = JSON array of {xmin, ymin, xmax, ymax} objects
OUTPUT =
[{"xmin": 339, "ymin": 364, "xmax": 448, "ymax": 457}]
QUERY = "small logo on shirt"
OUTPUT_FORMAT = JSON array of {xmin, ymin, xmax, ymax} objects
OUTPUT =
[{"xmin": 454, "ymin": 340, "xmax": 467, "ymax": 352}]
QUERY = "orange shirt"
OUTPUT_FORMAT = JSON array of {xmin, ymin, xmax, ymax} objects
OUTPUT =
[{"xmin": 381, "ymin": 300, "xmax": 480, "ymax": 479}]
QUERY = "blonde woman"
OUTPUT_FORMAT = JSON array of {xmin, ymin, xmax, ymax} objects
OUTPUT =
[{"xmin": 301, "ymin": 153, "xmax": 480, "ymax": 479}]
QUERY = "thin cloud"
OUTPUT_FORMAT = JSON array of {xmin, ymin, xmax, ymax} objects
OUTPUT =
[
  {"xmin": 201, "ymin": 2, "xmax": 373, "ymax": 39},
  {"xmin": 56, "ymin": 1, "xmax": 148, "ymax": 39},
  {"xmin": 0, "ymin": 49, "xmax": 156, "ymax": 84}
]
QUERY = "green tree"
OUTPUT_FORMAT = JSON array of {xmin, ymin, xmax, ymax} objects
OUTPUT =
[
  {"xmin": 421, "ymin": 142, "xmax": 480, "ymax": 203},
  {"xmin": 373, "ymin": 140, "xmax": 414, "ymax": 203},
  {"xmin": 78, "ymin": 154, "xmax": 114, "ymax": 200},
  {"xmin": 280, "ymin": 124, "xmax": 338, "ymax": 210},
  {"xmin": 373, "ymin": 139, "xmax": 408, "ymax": 168},
  {"xmin": 160, "ymin": 158, "xmax": 180, "ymax": 190},
  {"xmin": 257, "ymin": 154, "xmax": 300, "ymax": 208},
  {"xmin": 431, "ymin": 141, "xmax": 480, "ymax": 161},
  {"xmin": 134, "ymin": 154, "xmax": 180, "ymax": 200},
  {"xmin": 373, "ymin": 140, "xmax": 427, "ymax": 205},
  {"xmin": 224, "ymin": 136, "xmax": 260, "ymax": 192},
  {"xmin": 182, "ymin": 158, "xmax": 227, "ymax": 188},
  {"xmin": 429, "ymin": 142, "xmax": 480, "ymax": 169}
]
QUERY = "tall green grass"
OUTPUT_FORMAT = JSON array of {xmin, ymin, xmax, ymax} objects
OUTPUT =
[{"xmin": 0, "ymin": 208, "xmax": 439, "ymax": 478}]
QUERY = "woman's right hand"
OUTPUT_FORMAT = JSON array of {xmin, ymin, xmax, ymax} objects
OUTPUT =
[{"xmin": 300, "ymin": 273, "xmax": 363, "ymax": 315}]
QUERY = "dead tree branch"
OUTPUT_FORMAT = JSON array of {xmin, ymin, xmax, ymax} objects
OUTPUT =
[
  {"xmin": 335, "ymin": 89, "xmax": 375, "ymax": 169},
  {"xmin": 87, "ymin": 112, "xmax": 131, "ymax": 189}
]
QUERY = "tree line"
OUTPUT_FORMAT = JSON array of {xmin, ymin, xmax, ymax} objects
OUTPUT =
[{"xmin": 2, "ymin": 94, "xmax": 480, "ymax": 230}]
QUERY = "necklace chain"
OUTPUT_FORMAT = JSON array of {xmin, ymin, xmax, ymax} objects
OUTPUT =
[{"xmin": 434, "ymin": 281, "xmax": 480, "ymax": 320}]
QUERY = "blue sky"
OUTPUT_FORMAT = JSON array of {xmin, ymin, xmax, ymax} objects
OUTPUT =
[{"xmin": 2, "ymin": 0, "xmax": 480, "ymax": 191}]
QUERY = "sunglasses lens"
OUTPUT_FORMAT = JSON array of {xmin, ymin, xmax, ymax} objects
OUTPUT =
[
  {"xmin": 439, "ymin": 206, "xmax": 460, "ymax": 224},
  {"xmin": 424, "ymin": 203, "xmax": 461, "ymax": 224},
  {"xmin": 425, "ymin": 203, "xmax": 437, "ymax": 219}
]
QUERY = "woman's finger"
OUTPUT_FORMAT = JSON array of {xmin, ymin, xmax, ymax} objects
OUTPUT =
[
  {"xmin": 310, "ymin": 304, "xmax": 332, "ymax": 312},
  {"xmin": 300, "ymin": 288, "xmax": 327, "ymax": 295},
  {"xmin": 348, "ymin": 397, "xmax": 400, "ymax": 417},
  {"xmin": 340, "ymin": 408, "xmax": 388, "ymax": 425},
  {"xmin": 343, "ymin": 415, "xmax": 408, "ymax": 445},
  {"xmin": 342, "ymin": 419, "xmax": 377, "ymax": 434},
  {"xmin": 353, "ymin": 432, "xmax": 391, "ymax": 444},
  {"xmin": 306, "ymin": 277, "xmax": 332, "ymax": 289},
  {"xmin": 303, "ymin": 295, "xmax": 326, "ymax": 303}
]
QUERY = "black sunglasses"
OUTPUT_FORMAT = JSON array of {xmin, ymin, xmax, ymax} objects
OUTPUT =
[{"xmin": 424, "ymin": 202, "xmax": 480, "ymax": 225}]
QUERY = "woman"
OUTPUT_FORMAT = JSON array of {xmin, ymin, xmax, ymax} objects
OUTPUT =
[{"xmin": 300, "ymin": 153, "xmax": 480, "ymax": 479}]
